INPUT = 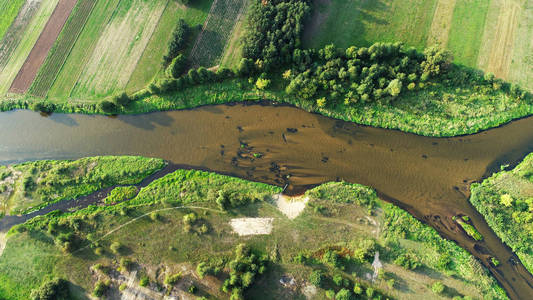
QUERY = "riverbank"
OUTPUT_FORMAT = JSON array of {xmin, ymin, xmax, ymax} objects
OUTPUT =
[
  {"xmin": 0, "ymin": 167, "xmax": 506, "ymax": 299},
  {"xmin": 470, "ymin": 153, "xmax": 533, "ymax": 274},
  {"xmin": 2, "ymin": 68, "xmax": 532, "ymax": 137}
]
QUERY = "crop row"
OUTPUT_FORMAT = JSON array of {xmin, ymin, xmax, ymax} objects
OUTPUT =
[
  {"xmin": 29, "ymin": 0, "xmax": 96, "ymax": 97},
  {"xmin": 189, "ymin": 0, "xmax": 247, "ymax": 67}
]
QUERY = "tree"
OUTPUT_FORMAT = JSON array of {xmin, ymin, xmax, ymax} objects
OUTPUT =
[
  {"xmin": 166, "ymin": 54, "xmax": 187, "ymax": 78},
  {"xmin": 387, "ymin": 79, "xmax": 402, "ymax": 97},
  {"xmin": 421, "ymin": 46, "xmax": 452, "ymax": 76},
  {"xmin": 309, "ymin": 270, "xmax": 323, "ymax": 287},
  {"xmin": 113, "ymin": 91, "xmax": 131, "ymax": 107},
  {"xmin": 97, "ymin": 100, "xmax": 116, "ymax": 113},
  {"xmin": 163, "ymin": 19, "xmax": 189, "ymax": 65},
  {"xmin": 431, "ymin": 281, "xmax": 445, "ymax": 294},
  {"xmin": 255, "ymin": 78, "xmax": 270, "ymax": 90},
  {"xmin": 31, "ymin": 278, "xmax": 70, "ymax": 300},
  {"xmin": 336, "ymin": 288, "xmax": 352, "ymax": 300}
]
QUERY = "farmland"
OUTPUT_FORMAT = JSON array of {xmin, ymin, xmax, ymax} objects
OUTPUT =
[
  {"xmin": 69, "ymin": 0, "xmax": 167, "ymax": 99},
  {"xmin": 303, "ymin": 0, "xmax": 533, "ymax": 91},
  {"xmin": 126, "ymin": 0, "xmax": 213, "ymax": 93},
  {"xmin": 0, "ymin": 0, "xmax": 26, "ymax": 41},
  {"xmin": 29, "ymin": 0, "xmax": 97, "ymax": 97},
  {"xmin": 9, "ymin": 0, "xmax": 78, "ymax": 94},
  {"xmin": 0, "ymin": 0, "xmax": 59, "ymax": 95},
  {"xmin": 189, "ymin": 0, "xmax": 249, "ymax": 67}
]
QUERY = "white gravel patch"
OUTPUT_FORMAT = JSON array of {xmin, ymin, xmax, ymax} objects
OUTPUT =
[
  {"xmin": 275, "ymin": 194, "xmax": 308, "ymax": 219},
  {"xmin": 230, "ymin": 218, "xmax": 273, "ymax": 236}
]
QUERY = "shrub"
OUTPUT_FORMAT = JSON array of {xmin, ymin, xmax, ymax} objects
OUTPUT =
[
  {"xmin": 394, "ymin": 253, "xmax": 420, "ymax": 270},
  {"xmin": 110, "ymin": 241, "xmax": 122, "ymax": 255},
  {"xmin": 112, "ymin": 91, "xmax": 131, "ymax": 107},
  {"xmin": 431, "ymin": 281, "xmax": 445, "ymax": 294},
  {"xmin": 32, "ymin": 102, "xmax": 56, "ymax": 114},
  {"xmin": 30, "ymin": 278, "xmax": 70, "ymax": 300},
  {"xmin": 325, "ymin": 289, "xmax": 335, "ymax": 299},
  {"xmin": 97, "ymin": 100, "xmax": 116, "ymax": 113},
  {"xmin": 120, "ymin": 258, "xmax": 133, "ymax": 271},
  {"xmin": 336, "ymin": 288, "xmax": 352, "ymax": 300},
  {"xmin": 164, "ymin": 273, "xmax": 182, "ymax": 286},
  {"xmin": 163, "ymin": 19, "xmax": 189, "ymax": 65},
  {"xmin": 93, "ymin": 280, "xmax": 110, "ymax": 297},
  {"xmin": 188, "ymin": 284, "xmax": 198, "ymax": 294},
  {"xmin": 139, "ymin": 275, "xmax": 149, "ymax": 287}
]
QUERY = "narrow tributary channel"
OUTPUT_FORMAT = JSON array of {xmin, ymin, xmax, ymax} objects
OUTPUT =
[{"xmin": 0, "ymin": 103, "xmax": 532, "ymax": 299}]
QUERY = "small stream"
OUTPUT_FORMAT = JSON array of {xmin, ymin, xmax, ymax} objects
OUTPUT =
[{"xmin": 0, "ymin": 103, "xmax": 532, "ymax": 299}]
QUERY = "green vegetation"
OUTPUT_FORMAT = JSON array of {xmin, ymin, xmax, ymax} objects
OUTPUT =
[
  {"xmin": 0, "ymin": 156, "xmax": 165, "ymax": 215},
  {"xmin": 447, "ymin": 0, "xmax": 490, "ymax": 66},
  {"xmin": 30, "ymin": 278, "xmax": 70, "ymax": 300},
  {"xmin": 0, "ymin": 0, "xmax": 26, "ymax": 41},
  {"xmin": 103, "ymin": 186, "xmax": 138, "ymax": 205},
  {"xmin": 470, "ymin": 153, "xmax": 533, "ymax": 273},
  {"xmin": 303, "ymin": 0, "xmax": 437, "ymax": 51},
  {"xmin": 0, "ymin": 164, "xmax": 506, "ymax": 299},
  {"xmin": 454, "ymin": 216, "xmax": 483, "ymax": 241}
]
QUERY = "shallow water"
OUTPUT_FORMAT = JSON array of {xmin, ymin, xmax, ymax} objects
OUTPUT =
[{"xmin": 0, "ymin": 104, "xmax": 532, "ymax": 298}]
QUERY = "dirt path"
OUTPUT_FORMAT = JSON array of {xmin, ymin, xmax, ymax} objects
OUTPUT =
[
  {"xmin": 0, "ymin": 232, "xmax": 6, "ymax": 258},
  {"xmin": 9, "ymin": 0, "xmax": 77, "ymax": 93},
  {"xmin": 426, "ymin": 0, "xmax": 456, "ymax": 47}
]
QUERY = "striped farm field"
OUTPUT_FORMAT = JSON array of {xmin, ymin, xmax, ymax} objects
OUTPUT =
[
  {"xmin": 70, "ymin": 0, "xmax": 167, "ymax": 99},
  {"xmin": 126, "ymin": 0, "xmax": 213, "ymax": 93},
  {"xmin": 189, "ymin": 0, "xmax": 248, "ymax": 67},
  {"xmin": 29, "ymin": 0, "xmax": 97, "ymax": 97},
  {"xmin": 0, "ymin": 0, "xmax": 59, "ymax": 95},
  {"xmin": 0, "ymin": 0, "xmax": 42, "ymax": 71},
  {"xmin": 9, "ymin": 0, "xmax": 78, "ymax": 94},
  {"xmin": 0, "ymin": 0, "xmax": 26, "ymax": 41},
  {"xmin": 47, "ymin": 0, "xmax": 123, "ymax": 98}
]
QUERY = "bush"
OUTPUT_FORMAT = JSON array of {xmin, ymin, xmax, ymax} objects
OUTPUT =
[
  {"xmin": 336, "ymin": 288, "xmax": 352, "ymax": 300},
  {"xmin": 112, "ymin": 91, "xmax": 131, "ymax": 107},
  {"xmin": 31, "ymin": 278, "xmax": 70, "ymax": 300},
  {"xmin": 139, "ymin": 275, "xmax": 149, "ymax": 287},
  {"xmin": 93, "ymin": 280, "xmax": 110, "ymax": 298},
  {"xmin": 394, "ymin": 253, "xmax": 420, "ymax": 270},
  {"xmin": 110, "ymin": 241, "xmax": 122, "ymax": 255},
  {"xmin": 97, "ymin": 100, "xmax": 116, "ymax": 113},
  {"xmin": 32, "ymin": 102, "xmax": 56, "ymax": 114},
  {"xmin": 164, "ymin": 273, "xmax": 182, "ymax": 286},
  {"xmin": 431, "ymin": 281, "xmax": 445, "ymax": 294},
  {"xmin": 309, "ymin": 270, "xmax": 323, "ymax": 287}
]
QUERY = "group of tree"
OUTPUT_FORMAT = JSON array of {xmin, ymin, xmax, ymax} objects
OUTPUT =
[
  {"xmin": 31, "ymin": 278, "xmax": 70, "ymax": 300},
  {"xmin": 162, "ymin": 19, "xmax": 190, "ymax": 66},
  {"xmin": 221, "ymin": 244, "xmax": 268, "ymax": 300},
  {"xmin": 241, "ymin": 0, "xmax": 311, "ymax": 70}
]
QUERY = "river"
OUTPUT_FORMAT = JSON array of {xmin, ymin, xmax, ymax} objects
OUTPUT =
[{"xmin": 0, "ymin": 103, "xmax": 532, "ymax": 299}]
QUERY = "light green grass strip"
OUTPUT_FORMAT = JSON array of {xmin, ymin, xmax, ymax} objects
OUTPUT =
[
  {"xmin": 447, "ymin": 0, "xmax": 490, "ymax": 67},
  {"xmin": 47, "ymin": 0, "xmax": 122, "ymax": 98},
  {"xmin": 0, "ymin": 0, "xmax": 26, "ymax": 41},
  {"xmin": 0, "ymin": 0, "xmax": 60, "ymax": 94}
]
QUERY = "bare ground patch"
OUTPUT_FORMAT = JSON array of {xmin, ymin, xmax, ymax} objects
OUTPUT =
[
  {"xmin": 9, "ymin": 0, "xmax": 77, "ymax": 93},
  {"xmin": 230, "ymin": 217, "xmax": 273, "ymax": 236},
  {"xmin": 274, "ymin": 194, "xmax": 308, "ymax": 220},
  {"xmin": 426, "ymin": 0, "xmax": 456, "ymax": 47}
]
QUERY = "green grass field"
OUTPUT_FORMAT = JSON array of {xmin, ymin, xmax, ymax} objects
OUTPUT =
[
  {"xmin": 0, "ymin": 0, "xmax": 26, "ymax": 41},
  {"xmin": 47, "ymin": 0, "xmax": 123, "ymax": 98},
  {"xmin": 125, "ymin": 0, "xmax": 214, "ymax": 93},
  {"xmin": 446, "ymin": 0, "xmax": 490, "ymax": 67},
  {"xmin": 0, "ymin": 167, "xmax": 506, "ymax": 299},
  {"xmin": 0, "ymin": 0, "xmax": 59, "ymax": 94},
  {"xmin": 29, "ymin": 0, "xmax": 97, "ymax": 97},
  {"xmin": 303, "ymin": 0, "xmax": 438, "ymax": 50}
]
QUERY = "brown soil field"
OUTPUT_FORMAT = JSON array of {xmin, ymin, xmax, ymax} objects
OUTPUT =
[{"xmin": 9, "ymin": 0, "xmax": 77, "ymax": 94}]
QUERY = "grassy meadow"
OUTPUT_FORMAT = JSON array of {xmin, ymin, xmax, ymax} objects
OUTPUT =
[
  {"xmin": 0, "ymin": 167, "xmax": 506, "ymax": 299},
  {"xmin": 0, "ymin": 156, "xmax": 165, "ymax": 215}
]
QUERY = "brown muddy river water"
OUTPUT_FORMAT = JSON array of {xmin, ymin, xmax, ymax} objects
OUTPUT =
[{"xmin": 0, "ymin": 103, "xmax": 532, "ymax": 299}]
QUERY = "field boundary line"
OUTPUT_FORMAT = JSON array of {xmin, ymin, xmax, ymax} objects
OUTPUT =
[
  {"xmin": 39, "ymin": 0, "xmax": 99, "ymax": 98},
  {"xmin": 124, "ymin": 0, "xmax": 171, "ymax": 92}
]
